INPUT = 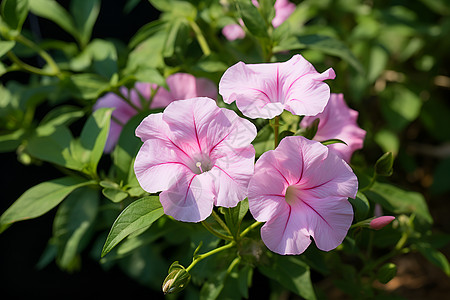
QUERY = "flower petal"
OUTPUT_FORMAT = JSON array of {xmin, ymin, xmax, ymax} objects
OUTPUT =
[
  {"xmin": 160, "ymin": 172, "xmax": 215, "ymax": 222},
  {"xmin": 260, "ymin": 205, "xmax": 312, "ymax": 255},
  {"xmin": 211, "ymin": 145, "xmax": 255, "ymax": 207},
  {"xmin": 135, "ymin": 112, "xmax": 172, "ymax": 142},
  {"xmin": 134, "ymin": 139, "xmax": 191, "ymax": 193},
  {"xmin": 292, "ymin": 196, "xmax": 354, "ymax": 251}
]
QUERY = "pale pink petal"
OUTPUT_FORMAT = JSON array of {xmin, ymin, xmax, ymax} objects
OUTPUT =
[
  {"xmin": 135, "ymin": 113, "xmax": 173, "ymax": 142},
  {"xmin": 160, "ymin": 172, "xmax": 215, "ymax": 222},
  {"xmin": 260, "ymin": 205, "xmax": 312, "ymax": 255},
  {"xmin": 211, "ymin": 145, "xmax": 255, "ymax": 207},
  {"xmin": 134, "ymin": 139, "xmax": 192, "ymax": 193},
  {"xmin": 292, "ymin": 195, "xmax": 353, "ymax": 251},
  {"xmin": 219, "ymin": 54, "xmax": 335, "ymax": 119},
  {"xmin": 272, "ymin": 0, "xmax": 296, "ymax": 28},
  {"xmin": 207, "ymin": 108, "xmax": 257, "ymax": 152},
  {"xmin": 248, "ymin": 167, "xmax": 287, "ymax": 222},
  {"xmin": 222, "ymin": 24, "xmax": 246, "ymax": 41},
  {"xmin": 162, "ymin": 97, "xmax": 219, "ymax": 153}
]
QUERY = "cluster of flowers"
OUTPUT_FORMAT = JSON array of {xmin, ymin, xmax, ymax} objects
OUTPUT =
[{"xmin": 95, "ymin": 54, "xmax": 366, "ymax": 255}]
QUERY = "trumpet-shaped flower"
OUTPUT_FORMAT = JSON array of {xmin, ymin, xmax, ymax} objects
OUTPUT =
[
  {"xmin": 300, "ymin": 93, "xmax": 366, "ymax": 163},
  {"xmin": 248, "ymin": 136, "xmax": 357, "ymax": 255},
  {"xmin": 219, "ymin": 54, "xmax": 335, "ymax": 119},
  {"xmin": 134, "ymin": 97, "xmax": 257, "ymax": 222},
  {"xmin": 94, "ymin": 73, "xmax": 217, "ymax": 153}
]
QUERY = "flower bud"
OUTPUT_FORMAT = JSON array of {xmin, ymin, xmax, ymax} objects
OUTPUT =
[
  {"xmin": 370, "ymin": 216, "xmax": 395, "ymax": 230},
  {"xmin": 375, "ymin": 152, "xmax": 394, "ymax": 177},
  {"xmin": 162, "ymin": 261, "xmax": 191, "ymax": 295}
]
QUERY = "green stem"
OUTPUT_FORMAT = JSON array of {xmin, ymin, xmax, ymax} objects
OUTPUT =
[
  {"xmin": 240, "ymin": 221, "xmax": 263, "ymax": 238},
  {"xmin": 273, "ymin": 116, "xmax": 280, "ymax": 148},
  {"xmin": 15, "ymin": 34, "xmax": 61, "ymax": 77},
  {"xmin": 201, "ymin": 221, "xmax": 234, "ymax": 241},
  {"xmin": 7, "ymin": 51, "xmax": 57, "ymax": 77},
  {"xmin": 186, "ymin": 241, "xmax": 236, "ymax": 272},
  {"xmin": 360, "ymin": 173, "xmax": 377, "ymax": 192},
  {"xmin": 114, "ymin": 88, "xmax": 141, "ymax": 112},
  {"xmin": 212, "ymin": 210, "xmax": 233, "ymax": 236},
  {"xmin": 189, "ymin": 20, "xmax": 211, "ymax": 56}
]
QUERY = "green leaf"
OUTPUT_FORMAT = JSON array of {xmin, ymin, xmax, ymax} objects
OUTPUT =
[
  {"xmin": 29, "ymin": 0, "xmax": 78, "ymax": 40},
  {"xmin": 0, "ymin": 40, "xmax": 15, "ymax": 58},
  {"xmin": 0, "ymin": 177, "xmax": 94, "ymax": 232},
  {"xmin": 416, "ymin": 243, "xmax": 450, "ymax": 276},
  {"xmin": 112, "ymin": 112, "xmax": 146, "ymax": 181},
  {"xmin": 101, "ymin": 196, "xmax": 164, "ymax": 257},
  {"xmin": 78, "ymin": 107, "xmax": 113, "ymax": 173},
  {"xmin": 221, "ymin": 199, "xmax": 249, "ymax": 238},
  {"xmin": 235, "ymin": 0, "xmax": 269, "ymax": 38},
  {"xmin": 0, "ymin": 128, "xmax": 25, "ymax": 153},
  {"xmin": 349, "ymin": 192, "xmax": 370, "ymax": 221},
  {"xmin": 1, "ymin": 0, "xmax": 29, "ymax": 31},
  {"xmin": 102, "ymin": 188, "xmax": 128, "ymax": 203},
  {"xmin": 258, "ymin": 255, "xmax": 316, "ymax": 300},
  {"xmin": 26, "ymin": 125, "xmax": 84, "ymax": 171},
  {"xmin": 320, "ymin": 138, "xmax": 348, "ymax": 146},
  {"xmin": 70, "ymin": 0, "xmax": 100, "ymax": 47},
  {"xmin": 39, "ymin": 105, "xmax": 85, "ymax": 128},
  {"xmin": 67, "ymin": 73, "xmax": 110, "ymax": 100},
  {"xmin": 375, "ymin": 152, "xmax": 394, "ymax": 177},
  {"xmin": 162, "ymin": 18, "xmax": 190, "ymax": 66},
  {"xmin": 364, "ymin": 182, "xmax": 433, "ymax": 224},
  {"xmin": 274, "ymin": 34, "xmax": 364, "ymax": 74},
  {"xmin": 52, "ymin": 187, "xmax": 99, "ymax": 271}
]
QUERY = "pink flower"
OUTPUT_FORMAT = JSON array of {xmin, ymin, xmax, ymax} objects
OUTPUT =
[
  {"xmin": 219, "ymin": 54, "xmax": 335, "ymax": 119},
  {"xmin": 370, "ymin": 216, "xmax": 395, "ymax": 230},
  {"xmin": 248, "ymin": 136, "xmax": 357, "ymax": 255},
  {"xmin": 222, "ymin": 0, "xmax": 295, "ymax": 40},
  {"xmin": 300, "ymin": 93, "xmax": 366, "ymax": 163},
  {"xmin": 94, "ymin": 73, "xmax": 217, "ymax": 153},
  {"xmin": 134, "ymin": 97, "xmax": 257, "ymax": 222}
]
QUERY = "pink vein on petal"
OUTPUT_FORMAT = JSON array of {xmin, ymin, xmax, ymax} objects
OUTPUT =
[
  {"xmin": 183, "ymin": 174, "xmax": 198, "ymax": 205},
  {"xmin": 250, "ymin": 88, "xmax": 271, "ymax": 103},
  {"xmin": 209, "ymin": 132, "xmax": 232, "ymax": 155}
]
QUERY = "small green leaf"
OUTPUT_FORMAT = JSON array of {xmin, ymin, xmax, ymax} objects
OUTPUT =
[
  {"xmin": 0, "ymin": 40, "xmax": 15, "ymax": 57},
  {"xmin": 349, "ymin": 192, "xmax": 370, "ymax": 221},
  {"xmin": 70, "ymin": 0, "xmax": 100, "ymax": 47},
  {"xmin": 296, "ymin": 118, "xmax": 319, "ymax": 140},
  {"xmin": 235, "ymin": 0, "xmax": 269, "ymax": 38},
  {"xmin": 364, "ymin": 182, "xmax": 433, "ymax": 224},
  {"xmin": 67, "ymin": 73, "xmax": 110, "ymax": 100},
  {"xmin": 1, "ymin": 0, "xmax": 29, "ymax": 32},
  {"xmin": 79, "ymin": 107, "xmax": 113, "ymax": 173},
  {"xmin": 52, "ymin": 187, "xmax": 99, "ymax": 271},
  {"xmin": 0, "ymin": 128, "xmax": 25, "ymax": 153},
  {"xmin": 321, "ymin": 138, "xmax": 348, "ymax": 146},
  {"xmin": 376, "ymin": 263, "xmax": 397, "ymax": 284},
  {"xmin": 101, "ymin": 196, "xmax": 164, "ymax": 257},
  {"xmin": 29, "ymin": 0, "xmax": 78, "ymax": 40},
  {"xmin": 416, "ymin": 243, "xmax": 450, "ymax": 276},
  {"xmin": 222, "ymin": 199, "xmax": 249, "ymax": 238},
  {"xmin": 0, "ymin": 177, "xmax": 94, "ymax": 232},
  {"xmin": 375, "ymin": 152, "xmax": 394, "ymax": 177},
  {"xmin": 102, "ymin": 188, "xmax": 128, "ymax": 203},
  {"xmin": 258, "ymin": 255, "xmax": 316, "ymax": 300}
]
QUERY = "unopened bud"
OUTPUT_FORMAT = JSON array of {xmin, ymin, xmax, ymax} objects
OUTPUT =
[
  {"xmin": 162, "ymin": 261, "xmax": 191, "ymax": 294},
  {"xmin": 370, "ymin": 216, "xmax": 395, "ymax": 230}
]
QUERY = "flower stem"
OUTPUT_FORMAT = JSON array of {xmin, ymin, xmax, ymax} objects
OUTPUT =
[
  {"xmin": 15, "ymin": 34, "xmax": 62, "ymax": 78},
  {"xmin": 201, "ymin": 221, "xmax": 234, "ymax": 241},
  {"xmin": 186, "ymin": 241, "xmax": 236, "ymax": 272},
  {"xmin": 7, "ymin": 51, "xmax": 57, "ymax": 77},
  {"xmin": 212, "ymin": 210, "xmax": 233, "ymax": 236},
  {"xmin": 273, "ymin": 115, "xmax": 280, "ymax": 148},
  {"xmin": 189, "ymin": 20, "xmax": 211, "ymax": 56},
  {"xmin": 240, "ymin": 221, "xmax": 263, "ymax": 238}
]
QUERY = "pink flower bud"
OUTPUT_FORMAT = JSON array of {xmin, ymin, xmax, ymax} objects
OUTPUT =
[{"xmin": 370, "ymin": 216, "xmax": 395, "ymax": 230}]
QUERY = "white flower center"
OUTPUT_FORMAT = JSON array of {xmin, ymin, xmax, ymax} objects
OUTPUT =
[
  {"xmin": 191, "ymin": 154, "xmax": 213, "ymax": 174},
  {"xmin": 285, "ymin": 185, "xmax": 298, "ymax": 205}
]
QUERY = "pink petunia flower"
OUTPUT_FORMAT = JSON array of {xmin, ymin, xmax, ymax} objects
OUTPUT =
[
  {"xmin": 300, "ymin": 93, "xmax": 366, "ymax": 163},
  {"xmin": 134, "ymin": 97, "xmax": 257, "ymax": 222},
  {"xmin": 248, "ymin": 136, "xmax": 357, "ymax": 255},
  {"xmin": 94, "ymin": 73, "xmax": 217, "ymax": 153},
  {"xmin": 219, "ymin": 54, "xmax": 335, "ymax": 119},
  {"xmin": 222, "ymin": 0, "xmax": 296, "ymax": 40}
]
